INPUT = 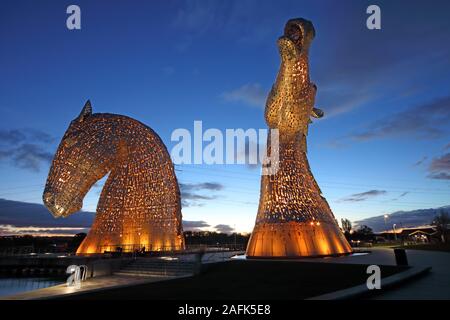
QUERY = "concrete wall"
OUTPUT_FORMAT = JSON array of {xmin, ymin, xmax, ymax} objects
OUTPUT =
[{"xmin": 88, "ymin": 258, "xmax": 131, "ymax": 277}]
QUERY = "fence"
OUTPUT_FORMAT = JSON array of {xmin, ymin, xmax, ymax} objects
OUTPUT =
[{"xmin": 0, "ymin": 243, "xmax": 246, "ymax": 257}]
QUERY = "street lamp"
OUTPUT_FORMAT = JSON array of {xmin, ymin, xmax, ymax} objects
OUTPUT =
[
  {"xmin": 393, "ymin": 223, "xmax": 397, "ymax": 241},
  {"xmin": 234, "ymin": 224, "xmax": 237, "ymax": 249},
  {"xmin": 384, "ymin": 214, "xmax": 388, "ymax": 230}
]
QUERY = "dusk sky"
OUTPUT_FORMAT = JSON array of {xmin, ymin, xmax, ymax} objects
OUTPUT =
[{"xmin": 0, "ymin": 0, "xmax": 449, "ymax": 235}]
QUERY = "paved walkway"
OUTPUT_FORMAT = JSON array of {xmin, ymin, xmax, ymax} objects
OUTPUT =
[
  {"xmin": 248, "ymin": 247, "xmax": 450, "ymax": 299},
  {"xmin": 303, "ymin": 247, "xmax": 450, "ymax": 299},
  {"xmin": 370, "ymin": 249, "xmax": 450, "ymax": 299},
  {"xmin": 3, "ymin": 274, "xmax": 176, "ymax": 300}
]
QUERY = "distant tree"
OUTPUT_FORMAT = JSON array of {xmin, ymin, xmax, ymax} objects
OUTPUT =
[
  {"xmin": 341, "ymin": 219, "xmax": 352, "ymax": 234},
  {"xmin": 432, "ymin": 211, "xmax": 450, "ymax": 243},
  {"xmin": 69, "ymin": 233, "xmax": 87, "ymax": 252},
  {"xmin": 183, "ymin": 231, "xmax": 249, "ymax": 248},
  {"xmin": 74, "ymin": 232, "xmax": 87, "ymax": 240},
  {"xmin": 351, "ymin": 225, "xmax": 374, "ymax": 242},
  {"xmin": 357, "ymin": 225, "xmax": 373, "ymax": 235}
]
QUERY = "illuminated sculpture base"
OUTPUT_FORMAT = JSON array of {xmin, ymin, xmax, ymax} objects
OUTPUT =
[
  {"xmin": 246, "ymin": 222, "xmax": 352, "ymax": 258},
  {"xmin": 77, "ymin": 228, "xmax": 184, "ymax": 254},
  {"xmin": 246, "ymin": 135, "xmax": 353, "ymax": 258}
]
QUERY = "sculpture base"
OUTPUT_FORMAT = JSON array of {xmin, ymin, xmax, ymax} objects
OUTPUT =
[
  {"xmin": 246, "ymin": 222, "xmax": 352, "ymax": 258},
  {"xmin": 76, "ymin": 230, "xmax": 185, "ymax": 254}
]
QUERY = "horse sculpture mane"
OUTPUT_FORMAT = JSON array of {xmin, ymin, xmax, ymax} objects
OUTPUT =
[{"xmin": 43, "ymin": 101, "xmax": 184, "ymax": 254}]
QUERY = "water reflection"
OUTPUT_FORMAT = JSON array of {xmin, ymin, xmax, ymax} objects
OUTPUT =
[{"xmin": 0, "ymin": 277, "xmax": 65, "ymax": 298}]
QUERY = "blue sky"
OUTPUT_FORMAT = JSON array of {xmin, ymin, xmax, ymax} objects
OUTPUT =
[{"xmin": 0, "ymin": 0, "xmax": 449, "ymax": 234}]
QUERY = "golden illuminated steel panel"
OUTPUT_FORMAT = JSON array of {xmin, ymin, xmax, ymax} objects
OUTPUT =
[
  {"xmin": 246, "ymin": 18, "xmax": 352, "ymax": 257},
  {"xmin": 43, "ymin": 101, "xmax": 184, "ymax": 254}
]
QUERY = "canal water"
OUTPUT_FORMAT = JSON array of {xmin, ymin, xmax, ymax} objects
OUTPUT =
[{"xmin": 0, "ymin": 276, "xmax": 65, "ymax": 298}]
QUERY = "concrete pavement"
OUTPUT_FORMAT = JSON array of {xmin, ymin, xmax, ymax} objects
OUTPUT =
[
  {"xmin": 303, "ymin": 247, "xmax": 450, "ymax": 299},
  {"xmin": 248, "ymin": 247, "xmax": 449, "ymax": 299},
  {"xmin": 371, "ymin": 249, "xmax": 450, "ymax": 299}
]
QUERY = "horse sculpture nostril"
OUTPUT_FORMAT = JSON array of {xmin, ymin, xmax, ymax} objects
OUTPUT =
[{"xmin": 43, "ymin": 192, "xmax": 55, "ymax": 207}]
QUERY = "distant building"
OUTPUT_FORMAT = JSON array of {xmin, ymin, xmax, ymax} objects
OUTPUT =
[{"xmin": 377, "ymin": 226, "xmax": 438, "ymax": 242}]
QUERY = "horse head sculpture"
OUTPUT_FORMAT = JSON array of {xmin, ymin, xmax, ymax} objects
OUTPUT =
[
  {"xmin": 43, "ymin": 101, "xmax": 184, "ymax": 254},
  {"xmin": 246, "ymin": 18, "xmax": 352, "ymax": 257}
]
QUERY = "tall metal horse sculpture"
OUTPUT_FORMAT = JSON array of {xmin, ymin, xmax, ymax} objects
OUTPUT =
[
  {"xmin": 43, "ymin": 101, "xmax": 184, "ymax": 254},
  {"xmin": 246, "ymin": 18, "xmax": 352, "ymax": 257}
]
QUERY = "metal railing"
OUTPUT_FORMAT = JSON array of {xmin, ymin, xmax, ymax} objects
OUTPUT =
[
  {"xmin": 98, "ymin": 243, "xmax": 245, "ymax": 254},
  {"xmin": 0, "ymin": 246, "xmax": 72, "ymax": 257},
  {"xmin": 0, "ymin": 243, "xmax": 246, "ymax": 257}
]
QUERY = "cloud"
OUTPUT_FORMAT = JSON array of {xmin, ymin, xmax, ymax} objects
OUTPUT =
[
  {"xmin": 214, "ymin": 224, "xmax": 234, "ymax": 234},
  {"xmin": 317, "ymin": 85, "xmax": 374, "ymax": 118},
  {"xmin": 13, "ymin": 144, "xmax": 53, "ymax": 171},
  {"xmin": 170, "ymin": 1, "xmax": 449, "ymax": 119},
  {"xmin": 346, "ymin": 96, "xmax": 450, "ymax": 142},
  {"xmin": 180, "ymin": 182, "xmax": 223, "ymax": 191},
  {"xmin": 429, "ymin": 152, "xmax": 450, "ymax": 171},
  {"xmin": 326, "ymin": 139, "xmax": 347, "ymax": 150},
  {"xmin": 0, "ymin": 128, "xmax": 54, "ymax": 145},
  {"xmin": 340, "ymin": 190, "xmax": 387, "ymax": 202},
  {"xmin": 170, "ymin": 1, "xmax": 280, "ymax": 50},
  {"xmin": 172, "ymin": 1, "xmax": 222, "ymax": 34},
  {"xmin": 325, "ymin": 95, "xmax": 372, "ymax": 117},
  {"xmin": 179, "ymin": 182, "xmax": 224, "ymax": 207},
  {"xmin": 311, "ymin": 0, "xmax": 450, "ymax": 121},
  {"xmin": 0, "ymin": 144, "xmax": 53, "ymax": 172},
  {"xmin": 0, "ymin": 224, "xmax": 88, "ymax": 236},
  {"xmin": 390, "ymin": 191, "xmax": 409, "ymax": 201},
  {"xmin": 221, "ymin": 83, "xmax": 266, "ymax": 108},
  {"xmin": 171, "ymin": 0, "xmax": 229, "ymax": 51},
  {"xmin": 0, "ymin": 199, "xmax": 95, "ymax": 228},
  {"xmin": 427, "ymin": 152, "xmax": 450, "ymax": 180},
  {"xmin": 413, "ymin": 156, "xmax": 428, "ymax": 167},
  {"xmin": 428, "ymin": 172, "xmax": 450, "ymax": 180},
  {"xmin": 398, "ymin": 191, "xmax": 409, "ymax": 198},
  {"xmin": 182, "ymin": 220, "xmax": 210, "ymax": 231},
  {"xmin": 0, "ymin": 199, "xmax": 220, "ymax": 235},
  {"xmin": 0, "ymin": 129, "xmax": 26, "ymax": 144},
  {"xmin": 0, "ymin": 128, "xmax": 54, "ymax": 172},
  {"xmin": 236, "ymin": 139, "xmax": 263, "ymax": 169},
  {"xmin": 25, "ymin": 129, "xmax": 54, "ymax": 144}
]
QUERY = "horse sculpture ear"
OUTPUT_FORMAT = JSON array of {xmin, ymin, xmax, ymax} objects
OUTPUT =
[{"xmin": 77, "ymin": 100, "xmax": 93, "ymax": 122}]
